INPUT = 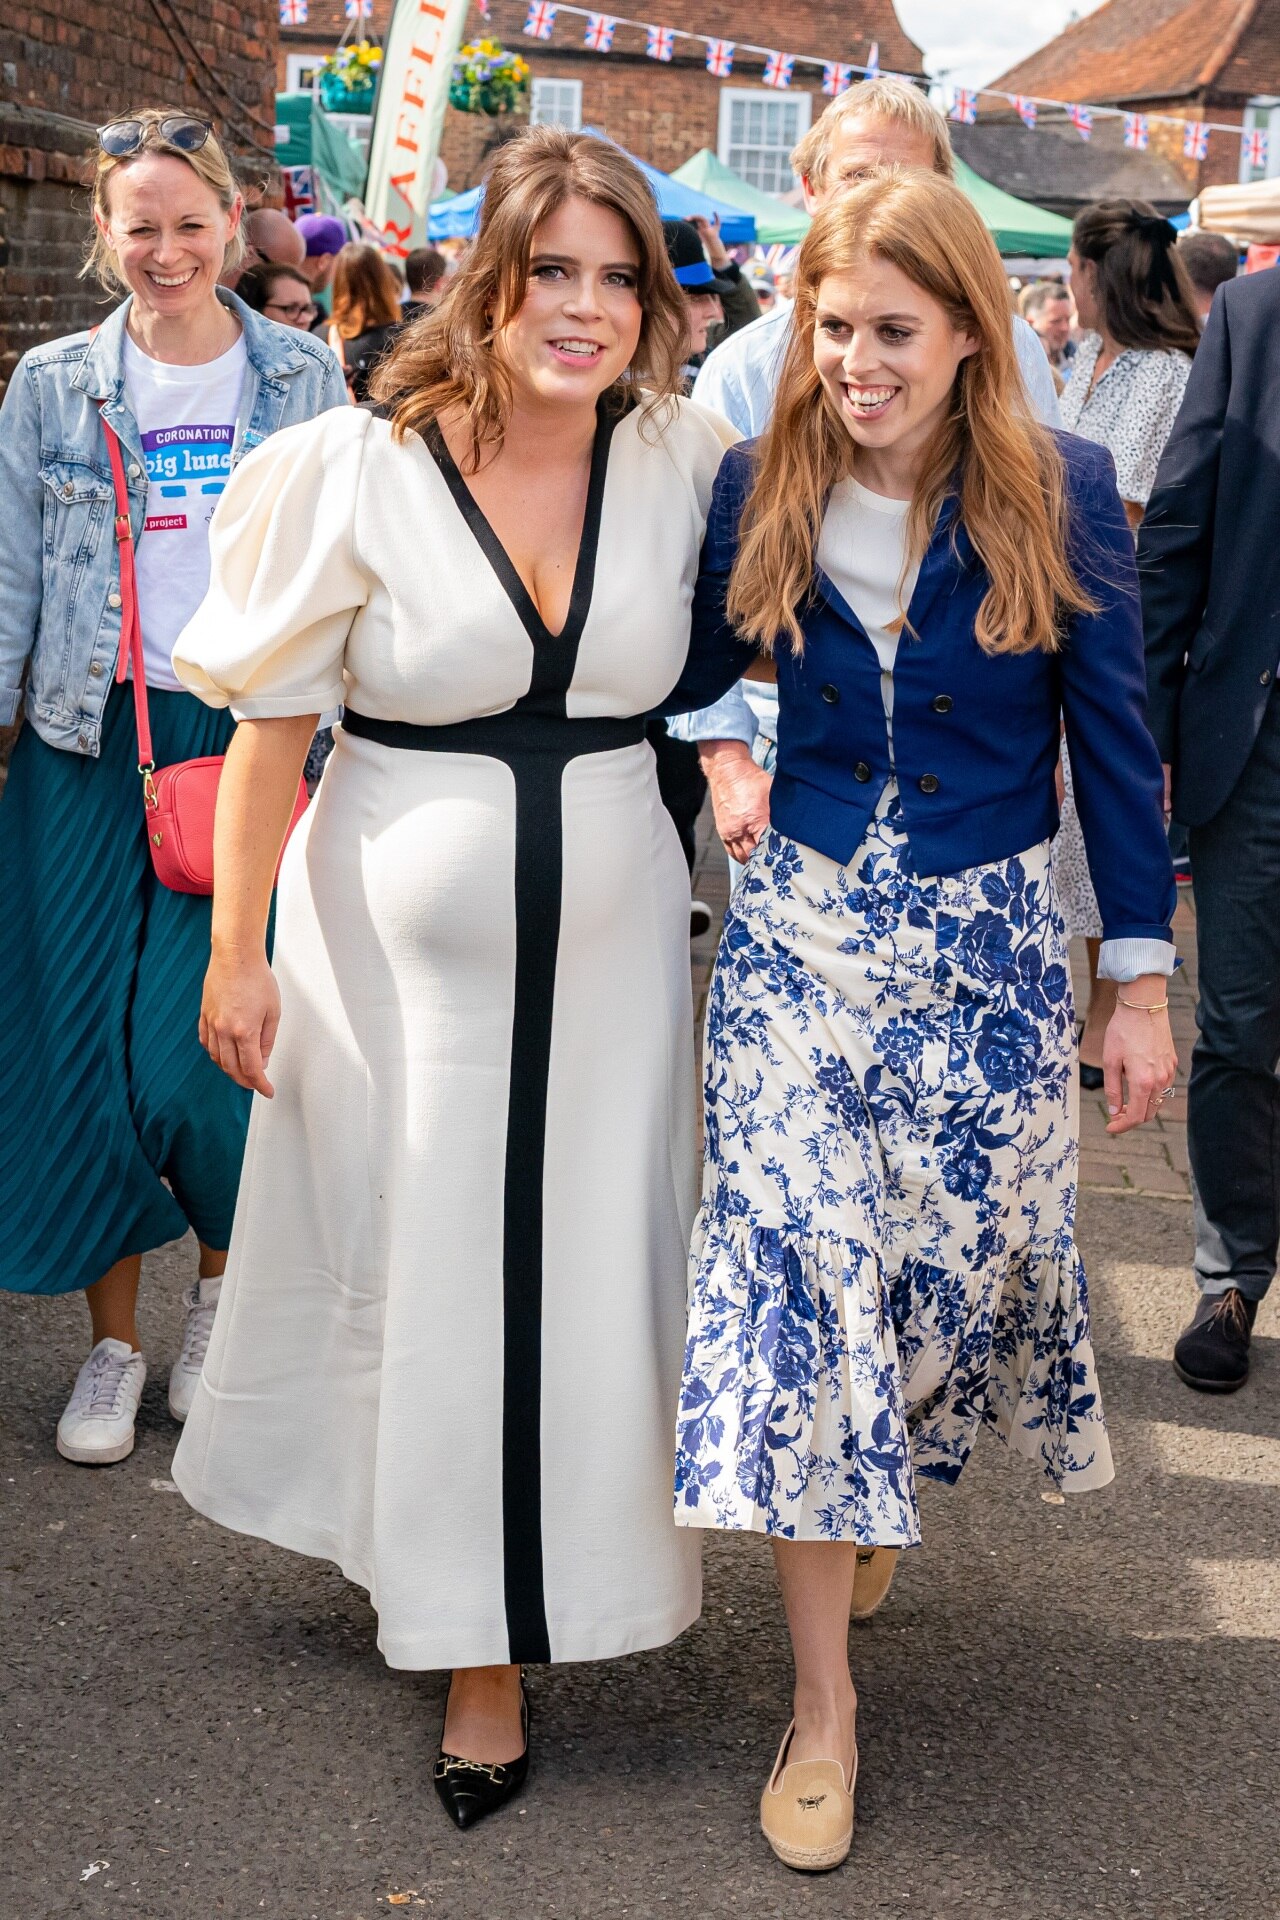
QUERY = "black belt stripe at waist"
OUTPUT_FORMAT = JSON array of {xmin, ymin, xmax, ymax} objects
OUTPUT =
[{"xmin": 341, "ymin": 706, "xmax": 646, "ymax": 757}]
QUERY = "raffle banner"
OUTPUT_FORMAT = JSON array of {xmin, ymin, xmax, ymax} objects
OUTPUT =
[{"xmin": 366, "ymin": 0, "xmax": 471, "ymax": 255}]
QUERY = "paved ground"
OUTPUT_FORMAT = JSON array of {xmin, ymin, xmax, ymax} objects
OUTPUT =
[{"xmin": 4, "ymin": 844, "xmax": 1277, "ymax": 1920}]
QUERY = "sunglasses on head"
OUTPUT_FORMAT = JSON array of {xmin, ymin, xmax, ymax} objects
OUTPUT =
[{"xmin": 98, "ymin": 115, "xmax": 212, "ymax": 157}]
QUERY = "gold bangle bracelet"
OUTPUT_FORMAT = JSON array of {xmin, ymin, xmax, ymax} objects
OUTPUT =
[{"xmin": 1117, "ymin": 994, "xmax": 1170, "ymax": 1014}]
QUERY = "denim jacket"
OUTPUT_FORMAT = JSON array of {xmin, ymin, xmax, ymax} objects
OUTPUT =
[{"xmin": 0, "ymin": 288, "xmax": 348, "ymax": 755}]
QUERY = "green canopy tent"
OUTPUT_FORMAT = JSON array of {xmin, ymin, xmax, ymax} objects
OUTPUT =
[
  {"xmin": 671, "ymin": 149, "xmax": 811, "ymax": 245},
  {"xmin": 952, "ymin": 157, "xmax": 1073, "ymax": 258}
]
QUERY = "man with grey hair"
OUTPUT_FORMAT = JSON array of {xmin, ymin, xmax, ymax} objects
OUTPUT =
[{"xmin": 679, "ymin": 77, "xmax": 1062, "ymax": 875}]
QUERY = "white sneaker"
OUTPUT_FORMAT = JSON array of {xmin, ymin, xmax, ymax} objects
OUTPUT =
[
  {"xmin": 168, "ymin": 1277, "xmax": 222, "ymax": 1423},
  {"xmin": 56, "ymin": 1339, "xmax": 146, "ymax": 1465}
]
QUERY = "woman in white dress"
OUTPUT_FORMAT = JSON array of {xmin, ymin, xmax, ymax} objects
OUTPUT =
[{"xmin": 169, "ymin": 128, "xmax": 743, "ymax": 1827}]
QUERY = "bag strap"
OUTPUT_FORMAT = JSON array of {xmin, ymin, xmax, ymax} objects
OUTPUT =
[{"xmin": 98, "ymin": 409, "xmax": 155, "ymax": 783}]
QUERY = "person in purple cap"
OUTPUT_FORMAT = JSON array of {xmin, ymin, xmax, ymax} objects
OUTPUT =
[{"xmin": 295, "ymin": 212, "xmax": 348, "ymax": 323}]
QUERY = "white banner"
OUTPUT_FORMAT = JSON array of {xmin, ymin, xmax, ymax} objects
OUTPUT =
[{"xmin": 365, "ymin": 0, "xmax": 470, "ymax": 255}]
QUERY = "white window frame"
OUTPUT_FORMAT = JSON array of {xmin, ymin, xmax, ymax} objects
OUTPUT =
[
  {"xmin": 1241, "ymin": 96, "xmax": 1280, "ymax": 182},
  {"xmin": 285, "ymin": 54, "xmax": 324, "ymax": 93},
  {"xmin": 717, "ymin": 87, "xmax": 812, "ymax": 195},
  {"xmin": 530, "ymin": 77, "xmax": 583, "ymax": 131}
]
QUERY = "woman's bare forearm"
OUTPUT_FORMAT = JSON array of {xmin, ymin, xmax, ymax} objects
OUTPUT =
[{"xmin": 211, "ymin": 715, "xmax": 318, "ymax": 956}]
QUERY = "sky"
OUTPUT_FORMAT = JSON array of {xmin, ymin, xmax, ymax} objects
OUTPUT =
[{"xmin": 895, "ymin": 0, "xmax": 1109, "ymax": 88}]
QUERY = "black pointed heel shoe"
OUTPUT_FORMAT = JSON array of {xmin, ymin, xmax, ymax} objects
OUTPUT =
[
  {"xmin": 433, "ymin": 1685, "xmax": 530, "ymax": 1830},
  {"xmin": 1077, "ymin": 1024, "xmax": 1105, "ymax": 1091}
]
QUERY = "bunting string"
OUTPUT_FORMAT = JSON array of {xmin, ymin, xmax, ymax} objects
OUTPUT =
[{"xmin": 508, "ymin": 0, "xmax": 1270, "ymax": 159}]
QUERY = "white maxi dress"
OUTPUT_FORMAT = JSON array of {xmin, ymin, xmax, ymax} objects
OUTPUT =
[{"xmin": 171, "ymin": 396, "xmax": 736, "ymax": 1670}]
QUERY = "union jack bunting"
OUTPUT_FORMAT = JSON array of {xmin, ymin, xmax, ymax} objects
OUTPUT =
[
  {"xmin": 822, "ymin": 62, "xmax": 853, "ymax": 97},
  {"xmin": 1014, "ymin": 95, "xmax": 1036, "ymax": 129},
  {"xmin": 645, "ymin": 24, "xmax": 674, "ymax": 60},
  {"xmin": 344, "ymin": 0, "xmax": 371, "ymax": 16},
  {"xmin": 1183, "ymin": 120, "xmax": 1209, "ymax": 161},
  {"xmin": 1245, "ymin": 127, "xmax": 1270, "ymax": 170},
  {"xmin": 583, "ymin": 11, "xmax": 615, "ymax": 49},
  {"xmin": 949, "ymin": 88, "xmax": 977, "ymax": 125},
  {"xmin": 279, "ymin": 0, "xmax": 306, "ymax": 20},
  {"xmin": 762, "ymin": 50, "xmax": 794, "ymax": 89},
  {"xmin": 523, "ymin": 1, "xmax": 557, "ymax": 39},
  {"xmin": 864, "ymin": 41, "xmax": 879, "ymax": 79},
  {"xmin": 1124, "ymin": 112, "xmax": 1149, "ymax": 150},
  {"xmin": 1068, "ymin": 102, "xmax": 1093, "ymax": 140},
  {"xmin": 705, "ymin": 38, "xmax": 733, "ymax": 76}
]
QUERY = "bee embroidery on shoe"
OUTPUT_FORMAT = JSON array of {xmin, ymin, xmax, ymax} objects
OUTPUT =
[{"xmin": 797, "ymin": 1792, "xmax": 828, "ymax": 1811}]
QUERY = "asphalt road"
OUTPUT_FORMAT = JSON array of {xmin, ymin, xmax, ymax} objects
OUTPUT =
[{"xmin": 4, "ymin": 1185, "xmax": 1278, "ymax": 1920}]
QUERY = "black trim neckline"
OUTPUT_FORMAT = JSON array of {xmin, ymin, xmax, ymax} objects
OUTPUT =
[{"xmin": 423, "ymin": 405, "xmax": 619, "ymax": 674}]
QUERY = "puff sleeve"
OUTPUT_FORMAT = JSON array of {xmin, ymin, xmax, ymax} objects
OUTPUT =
[{"xmin": 172, "ymin": 407, "xmax": 371, "ymax": 719}]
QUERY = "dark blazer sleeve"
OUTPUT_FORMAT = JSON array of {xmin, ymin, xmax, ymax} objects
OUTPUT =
[
  {"xmin": 1136, "ymin": 287, "xmax": 1229, "ymax": 762},
  {"xmin": 653, "ymin": 441, "xmax": 758, "ymax": 717},
  {"xmin": 1059, "ymin": 439, "xmax": 1176, "ymax": 945}
]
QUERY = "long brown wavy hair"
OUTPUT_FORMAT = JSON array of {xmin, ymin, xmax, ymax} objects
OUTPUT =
[
  {"xmin": 1072, "ymin": 199, "xmax": 1202, "ymax": 357},
  {"xmin": 371, "ymin": 127, "xmax": 688, "ymax": 466},
  {"xmin": 330, "ymin": 241, "xmax": 403, "ymax": 339},
  {"xmin": 727, "ymin": 170, "xmax": 1097, "ymax": 656}
]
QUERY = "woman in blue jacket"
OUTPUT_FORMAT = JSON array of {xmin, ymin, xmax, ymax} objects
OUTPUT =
[
  {"xmin": 671, "ymin": 172, "xmax": 1177, "ymax": 1872},
  {"xmin": 0, "ymin": 111, "xmax": 346, "ymax": 1465}
]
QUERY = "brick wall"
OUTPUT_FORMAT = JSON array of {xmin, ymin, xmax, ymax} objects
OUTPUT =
[
  {"xmin": 0, "ymin": 0, "xmax": 280, "ymax": 390},
  {"xmin": 440, "ymin": 0, "xmax": 924, "ymax": 193}
]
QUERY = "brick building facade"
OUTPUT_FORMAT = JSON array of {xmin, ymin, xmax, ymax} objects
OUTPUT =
[
  {"xmin": 986, "ymin": 0, "xmax": 1280, "ymax": 204},
  {"xmin": 438, "ymin": 0, "xmax": 924, "ymax": 196},
  {"xmin": 0, "ymin": 0, "xmax": 280, "ymax": 391}
]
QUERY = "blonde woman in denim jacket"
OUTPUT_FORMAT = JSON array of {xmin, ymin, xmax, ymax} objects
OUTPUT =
[{"xmin": 0, "ymin": 110, "xmax": 345, "ymax": 1465}]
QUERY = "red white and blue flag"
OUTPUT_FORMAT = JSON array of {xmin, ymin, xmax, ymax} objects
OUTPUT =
[
  {"xmin": 1183, "ymin": 120, "xmax": 1209, "ymax": 161},
  {"xmin": 705, "ymin": 38, "xmax": 733, "ymax": 76},
  {"xmin": 583, "ymin": 11, "xmax": 615, "ymax": 49},
  {"xmin": 1245, "ymin": 127, "xmax": 1270, "ymax": 170},
  {"xmin": 1014, "ymin": 95, "xmax": 1036, "ymax": 129},
  {"xmin": 279, "ymin": 0, "xmax": 307, "ymax": 20},
  {"xmin": 645, "ymin": 24, "xmax": 674, "ymax": 60},
  {"xmin": 343, "ymin": 0, "xmax": 370, "ymax": 16},
  {"xmin": 864, "ymin": 41, "xmax": 879, "ymax": 79},
  {"xmin": 763, "ymin": 50, "xmax": 794, "ymax": 89},
  {"xmin": 1124, "ymin": 112, "xmax": 1149, "ymax": 150},
  {"xmin": 823, "ymin": 62, "xmax": 852, "ymax": 97},
  {"xmin": 1068, "ymin": 102, "xmax": 1093, "ymax": 140},
  {"xmin": 949, "ymin": 88, "xmax": 977, "ymax": 125},
  {"xmin": 282, "ymin": 165, "xmax": 314, "ymax": 217},
  {"xmin": 523, "ymin": 1, "xmax": 557, "ymax": 40}
]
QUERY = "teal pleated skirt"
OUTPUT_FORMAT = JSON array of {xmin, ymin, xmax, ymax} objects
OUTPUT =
[{"xmin": 0, "ymin": 685, "xmax": 254, "ymax": 1294}]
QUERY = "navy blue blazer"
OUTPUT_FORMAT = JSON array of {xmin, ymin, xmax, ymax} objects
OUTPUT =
[{"xmin": 662, "ymin": 431, "xmax": 1175, "ymax": 946}]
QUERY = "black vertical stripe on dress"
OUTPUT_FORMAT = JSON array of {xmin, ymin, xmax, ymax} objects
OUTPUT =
[{"xmin": 423, "ymin": 407, "xmax": 620, "ymax": 1663}]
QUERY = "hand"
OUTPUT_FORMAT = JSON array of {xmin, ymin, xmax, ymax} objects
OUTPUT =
[
  {"xmin": 1162, "ymin": 762, "xmax": 1173, "ymax": 822},
  {"xmin": 691, "ymin": 213, "xmax": 730, "ymax": 269},
  {"xmin": 200, "ymin": 944, "xmax": 281, "ymax": 1098},
  {"xmin": 1102, "ymin": 980, "xmax": 1177, "ymax": 1135},
  {"xmin": 699, "ymin": 738, "xmax": 772, "ymax": 865}
]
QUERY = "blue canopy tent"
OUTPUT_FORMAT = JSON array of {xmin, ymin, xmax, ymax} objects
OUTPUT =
[{"xmin": 429, "ymin": 132, "xmax": 756, "ymax": 243}]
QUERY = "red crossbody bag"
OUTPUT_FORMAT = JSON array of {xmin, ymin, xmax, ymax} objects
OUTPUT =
[{"xmin": 100, "ymin": 411, "xmax": 308, "ymax": 896}]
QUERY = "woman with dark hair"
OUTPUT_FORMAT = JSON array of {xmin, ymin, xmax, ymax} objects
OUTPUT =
[
  {"xmin": 235, "ymin": 261, "xmax": 316, "ymax": 330},
  {"xmin": 328, "ymin": 240, "xmax": 407, "ymax": 402},
  {"xmin": 169, "ymin": 126, "xmax": 741, "ymax": 1825},
  {"xmin": 1057, "ymin": 199, "xmax": 1199, "ymax": 1083}
]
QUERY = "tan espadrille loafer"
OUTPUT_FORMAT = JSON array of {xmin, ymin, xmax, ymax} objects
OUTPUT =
[
  {"xmin": 850, "ymin": 1545, "xmax": 899, "ymax": 1620},
  {"xmin": 759, "ymin": 1721, "xmax": 857, "ymax": 1873}
]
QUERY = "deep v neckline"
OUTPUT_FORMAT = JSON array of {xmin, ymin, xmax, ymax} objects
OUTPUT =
[{"xmin": 424, "ymin": 404, "xmax": 620, "ymax": 657}]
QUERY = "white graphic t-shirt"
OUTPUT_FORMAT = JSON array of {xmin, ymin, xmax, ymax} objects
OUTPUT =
[{"xmin": 123, "ymin": 332, "xmax": 248, "ymax": 689}]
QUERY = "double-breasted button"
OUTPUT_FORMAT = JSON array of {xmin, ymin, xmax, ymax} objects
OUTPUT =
[
  {"xmin": 108, "ymin": 589, "xmax": 122, "ymax": 609},
  {"xmin": 820, "ymin": 683, "xmax": 840, "ymax": 705},
  {"xmin": 931, "ymin": 693, "xmax": 953, "ymax": 714},
  {"xmin": 1261, "ymin": 669, "xmax": 1273, "ymax": 686},
  {"xmin": 853, "ymin": 761, "xmax": 872, "ymax": 783},
  {"xmin": 919, "ymin": 773, "xmax": 940, "ymax": 794}
]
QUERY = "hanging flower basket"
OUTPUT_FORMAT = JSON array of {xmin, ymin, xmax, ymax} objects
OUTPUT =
[
  {"xmin": 449, "ymin": 39, "xmax": 530, "ymax": 117},
  {"xmin": 319, "ymin": 41, "xmax": 383, "ymax": 113}
]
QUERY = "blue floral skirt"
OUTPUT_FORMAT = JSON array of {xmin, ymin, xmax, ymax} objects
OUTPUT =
[{"xmin": 675, "ymin": 792, "xmax": 1113, "ymax": 1544}]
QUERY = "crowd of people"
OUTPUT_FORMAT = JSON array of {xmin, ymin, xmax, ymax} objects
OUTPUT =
[{"xmin": 0, "ymin": 76, "xmax": 1273, "ymax": 1876}]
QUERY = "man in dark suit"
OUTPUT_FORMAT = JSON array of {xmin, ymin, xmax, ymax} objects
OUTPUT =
[{"xmin": 1141, "ymin": 263, "xmax": 1280, "ymax": 1392}]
